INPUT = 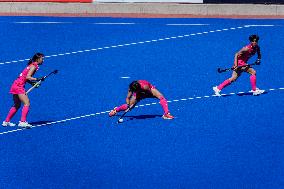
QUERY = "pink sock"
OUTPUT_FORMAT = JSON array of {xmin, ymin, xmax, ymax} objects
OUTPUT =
[
  {"xmin": 218, "ymin": 79, "xmax": 231, "ymax": 90},
  {"xmin": 160, "ymin": 97, "xmax": 169, "ymax": 114},
  {"xmin": 21, "ymin": 105, "xmax": 30, "ymax": 122},
  {"xmin": 116, "ymin": 104, "xmax": 128, "ymax": 112},
  {"xmin": 5, "ymin": 107, "xmax": 18, "ymax": 122},
  {"xmin": 250, "ymin": 75, "xmax": 257, "ymax": 91}
]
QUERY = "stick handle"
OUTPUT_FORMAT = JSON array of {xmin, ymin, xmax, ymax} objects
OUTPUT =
[
  {"xmin": 117, "ymin": 103, "xmax": 137, "ymax": 121},
  {"xmin": 118, "ymin": 109, "xmax": 130, "ymax": 120},
  {"xmin": 25, "ymin": 70, "xmax": 58, "ymax": 94},
  {"xmin": 217, "ymin": 61, "xmax": 259, "ymax": 73}
]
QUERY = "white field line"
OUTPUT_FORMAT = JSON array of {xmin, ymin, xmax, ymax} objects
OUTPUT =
[
  {"xmin": 0, "ymin": 87, "xmax": 283, "ymax": 135},
  {"xmin": 0, "ymin": 25, "xmax": 256, "ymax": 65}
]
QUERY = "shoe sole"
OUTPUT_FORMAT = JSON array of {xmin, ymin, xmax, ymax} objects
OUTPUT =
[
  {"xmin": 109, "ymin": 114, "xmax": 117, "ymax": 117},
  {"xmin": 162, "ymin": 116, "xmax": 174, "ymax": 120},
  {"xmin": 2, "ymin": 124, "xmax": 15, "ymax": 127},
  {"xmin": 253, "ymin": 91, "xmax": 265, "ymax": 96},
  {"xmin": 109, "ymin": 109, "xmax": 117, "ymax": 117}
]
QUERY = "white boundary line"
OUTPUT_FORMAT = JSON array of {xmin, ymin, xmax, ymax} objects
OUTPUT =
[
  {"xmin": 0, "ymin": 25, "xmax": 253, "ymax": 65},
  {"xmin": 13, "ymin": 22, "xmax": 73, "ymax": 24},
  {"xmin": 0, "ymin": 87, "xmax": 283, "ymax": 135}
]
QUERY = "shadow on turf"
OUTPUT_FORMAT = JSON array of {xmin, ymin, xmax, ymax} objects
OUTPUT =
[
  {"xmin": 237, "ymin": 91, "xmax": 268, "ymax": 96},
  {"xmin": 220, "ymin": 91, "xmax": 268, "ymax": 97},
  {"xmin": 29, "ymin": 121, "xmax": 54, "ymax": 125},
  {"xmin": 123, "ymin": 114, "xmax": 162, "ymax": 120}
]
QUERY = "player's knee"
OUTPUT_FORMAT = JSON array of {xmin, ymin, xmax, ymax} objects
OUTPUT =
[
  {"xmin": 23, "ymin": 102, "xmax": 30, "ymax": 106},
  {"xmin": 14, "ymin": 104, "xmax": 21, "ymax": 109},
  {"xmin": 159, "ymin": 96, "xmax": 166, "ymax": 101}
]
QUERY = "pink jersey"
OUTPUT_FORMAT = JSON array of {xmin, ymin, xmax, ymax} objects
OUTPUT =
[
  {"xmin": 237, "ymin": 43, "xmax": 259, "ymax": 66},
  {"xmin": 132, "ymin": 80, "xmax": 156, "ymax": 99},
  {"xmin": 138, "ymin": 80, "xmax": 156, "ymax": 91},
  {"xmin": 10, "ymin": 62, "xmax": 39, "ymax": 94}
]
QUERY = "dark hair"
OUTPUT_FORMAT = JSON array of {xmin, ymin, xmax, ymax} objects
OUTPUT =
[
  {"xmin": 129, "ymin": 81, "xmax": 141, "ymax": 92},
  {"xmin": 249, "ymin": 35, "xmax": 259, "ymax": 42},
  {"xmin": 28, "ymin": 52, "xmax": 44, "ymax": 65}
]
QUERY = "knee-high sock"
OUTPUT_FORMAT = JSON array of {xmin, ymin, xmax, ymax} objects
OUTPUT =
[
  {"xmin": 21, "ymin": 105, "xmax": 30, "ymax": 122},
  {"xmin": 116, "ymin": 104, "xmax": 128, "ymax": 112},
  {"xmin": 160, "ymin": 97, "xmax": 169, "ymax": 114},
  {"xmin": 218, "ymin": 79, "xmax": 231, "ymax": 90},
  {"xmin": 250, "ymin": 75, "xmax": 257, "ymax": 91},
  {"xmin": 5, "ymin": 107, "xmax": 18, "ymax": 122}
]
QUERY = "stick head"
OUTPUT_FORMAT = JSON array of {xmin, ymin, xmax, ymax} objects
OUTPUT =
[
  {"xmin": 217, "ymin": 68, "xmax": 223, "ymax": 73},
  {"xmin": 52, "ymin": 70, "xmax": 59, "ymax": 74},
  {"xmin": 44, "ymin": 69, "xmax": 59, "ymax": 80},
  {"xmin": 255, "ymin": 59, "xmax": 261, "ymax": 65}
]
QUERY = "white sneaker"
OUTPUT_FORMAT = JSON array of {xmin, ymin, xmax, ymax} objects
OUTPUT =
[
  {"xmin": 213, "ymin": 86, "xmax": 221, "ymax": 96},
  {"xmin": 251, "ymin": 88, "xmax": 265, "ymax": 96},
  {"xmin": 2, "ymin": 121, "xmax": 16, "ymax": 127},
  {"xmin": 18, "ymin": 121, "xmax": 32, "ymax": 129}
]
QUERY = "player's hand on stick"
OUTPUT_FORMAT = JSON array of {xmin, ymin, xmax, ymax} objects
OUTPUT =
[
  {"xmin": 32, "ymin": 82, "xmax": 41, "ymax": 88},
  {"xmin": 27, "ymin": 80, "xmax": 41, "ymax": 88}
]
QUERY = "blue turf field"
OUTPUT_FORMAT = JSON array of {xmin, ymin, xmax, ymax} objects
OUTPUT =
[{"xmin": 0, "ymin": 16, "xmax": 283, "ymax": 189}]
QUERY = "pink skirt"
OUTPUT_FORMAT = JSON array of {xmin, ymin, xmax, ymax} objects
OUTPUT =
[
  {"xmin": 9, "ymin": 81, "xmax": 25, "ymax": 94},
  {"xmin": 237, "ymin": 59, "xmax": 247, "ymax": 66}
]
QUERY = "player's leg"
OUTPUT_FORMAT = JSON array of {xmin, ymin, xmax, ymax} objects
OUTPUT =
[
  {"xmin": 213, "ymin": 70, "xmax": 240, "ymax": 96},
  {"xmin": 246, "ymin": 68, "xmax": 265, "ymax": 95},
  {"xmin": 2, "ymin": 95, "xmax": 21, "ymax": 127},
  {"xmin": 151, "ymin": 88, "xmax": 174, "ymax": 119},
  {"xmin": 17, "ymin": 94, "xmax": 32, "ymax": 128}
]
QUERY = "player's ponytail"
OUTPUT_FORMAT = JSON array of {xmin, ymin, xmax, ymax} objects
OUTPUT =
[{"xmin": 27, "ymin": 52, "xmax": 44, "ymax": 65}]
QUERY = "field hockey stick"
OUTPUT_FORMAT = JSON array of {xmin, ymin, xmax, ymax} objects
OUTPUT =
[
  {"xmin": 26, "ymin": 69, "xmax": 59, "ymax": 94},
  {"xmin": 217, "ymin": 60, "xmax": 260, "ymax": 73},
  {"xmin": 26, "ymin": 80, "xmax": 42, "ymax": 94},
  {"xmin": 117, "ymin": 102, "xmax": 137, "ymax": 123}
]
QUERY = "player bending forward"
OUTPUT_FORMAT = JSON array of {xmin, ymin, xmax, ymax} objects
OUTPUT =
[
  {"xmin": 109, "ymin": 80, "xmax": 174, "ymax": 119},
  {"xmin": 213, "ymin": 34, "xmax": 265, "ymax": 96}
]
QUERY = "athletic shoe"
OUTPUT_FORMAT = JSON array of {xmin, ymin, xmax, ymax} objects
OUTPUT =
[
  {"xmin": 18, "ymin": 121, "xmax": 32, "ymax": 129},
  {"xmin": 109, "ymin": 108, "xmax": 117, "ymax": 117},
  {"xmin": 251, "ymin": 88, "xmax": 265, "ymax": 96},
  {"xmin": 2, "ymin": 121, "xmax": 16, "ymax": 127},
  {"xmin": 162, "ymin": 113, "xmax": 174, "ymax": 120},
  {"xmin": 213, "ymin": 86, "xmax": 221, "ymax": 96}
]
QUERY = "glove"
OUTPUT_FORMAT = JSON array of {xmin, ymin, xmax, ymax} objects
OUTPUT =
[
  {"xmin": 28, "ymin": 81, "xmax": 41, "ymax": 88},
  {"xmin": 33, "ymin": 82, "xmax": 41, "ymax": 88},
  {"xmin": 255, "ymin": 59, "xmax": 261, "ymax": 65}
]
